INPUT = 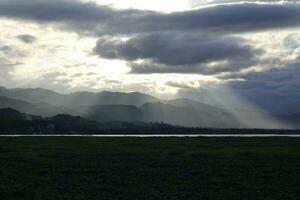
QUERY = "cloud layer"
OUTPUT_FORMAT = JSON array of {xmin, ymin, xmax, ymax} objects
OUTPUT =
[
  {"xmin": 94, "ymin": 33, "xmax": 261, "ymax": 74},
  {"xmin": 0, "ymin": 0, "xmax": 300, "ymax": 115},
  {"xmin": 1, "ymin": 1, "xmax": 300, "ymax": 35}
]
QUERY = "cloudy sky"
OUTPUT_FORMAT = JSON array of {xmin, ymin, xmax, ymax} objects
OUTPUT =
[{"xmin": 0, "ymin": 0, "xmax": 300, "ymax": 113}]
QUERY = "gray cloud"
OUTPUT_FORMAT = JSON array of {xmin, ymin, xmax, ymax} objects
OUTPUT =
[
  {"xmin": 72, "ymin": 73, "xmax": 83, "ymax": 77},
  {"xmin": 180, "ymin": 61, "xmax": 300, "ymax": 114},
  {"xmin": 86, "ymin": 72, "xmax": 97, "ymax": 76},
  {"xmin": 0, "ymin": 45, "xmax": 27, "ymax": 58},
  {"xmin": 0, "ymin": 1, "xmax": 300, "ymax": 35},
  {"xmin": 233, "ymin": 64, "xmax": 300, "ymax": 89},
  {"xmin": 166, "ymin": 81, "xmax": 197, "ymax": 89},
  {"xmin": 0, "ymin": 44, "xmax": 26, "ymax": 84},
  {"xmin": 221, "ymin": 69, "xmax": 294, "ymax": 83},
  {"xmin": 0, "ymin": 0, "xmax": 114, "ymax": 22},
  {"xmin": 0, "ymin": 0, "xmax": 299, "ymax": 76},
  {"xmin": 0, "ymin": 0, "xmax": 153, "ymax": 35},
  {"xmin": 123, "ymin": 3, "xmax": 300, "ymax": 35},
  {"xmin": 283, "ymin": 33, "xmax": 300, "ymax": 50},
  {"xmin": 129, "ymin": 59, "xmax": 259, "ymax": 75},
  {"xmin": 188, "ymin": 0, "xmax": 300, "ymax": 7},
  {"xmin": 94, "ymin": 33, "xmax": 261, "ymax": 74},
  {"xmin": 0, "ymin": 62, "xmax": 22, "ymax": 67},
  {"xmin": 17, "ymin": 34, "xmax": 37, "ymax": 44},
  {"xmin": 0, "ymin": 57, "xmax": 23, "ymax": 85},
  {"xmin": 95, "ymin": 34, "xmax": 258, "ymax": 65},
  {"xmin": 0, "ymin": 45, "xmax": 25, "ymax": 77}
]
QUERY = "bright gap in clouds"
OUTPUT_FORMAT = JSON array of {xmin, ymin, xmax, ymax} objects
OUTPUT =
[{"xmin": 85, "ymin": 0, "xmax": 190, "ymax": 12}]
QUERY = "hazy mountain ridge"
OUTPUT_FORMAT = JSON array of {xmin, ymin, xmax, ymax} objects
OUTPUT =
[
  {"xmin": 76, "ymin": 104, "xmax": 145, "ymax": 122},
  {"xmin": 0, "ymin": 86, "xmax": 158, "ymax": 107},
  {"xmin": 0, "ymin": 95, "xmax": 70, "ymax": 117},
  {"xmin": 0, "ymin": 86, "xmax": 298, "ymax": 129},
  {"xmin": 0, "ymin": 95, "xmax": 37, "ymax": 112}
]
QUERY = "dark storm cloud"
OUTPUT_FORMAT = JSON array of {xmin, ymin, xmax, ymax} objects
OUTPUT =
[
  {"xmin": 1, "ymin": 1, "xmax": 300, "ymax": 35},
  {"xmin": 218, "ymin": 62, "xmax": 300, "ymax": 111},
  {"xmin": 17, "ymin": 34, "xmax": 37, "ymax": 44},
  {"xmin": 120, "ymin": 3, "xmax": 300, "ymax": 35},
  {"xmin": 224, "ymin": 78, "xmax": 300, "ymax": 115},
  {"xmin": 0, "ymin": 0, "xmax": 114, "ymax": 22},
  {"xmin": 94, "ymin": 33, "xmax": 261, "ymax": 74},
  {"xmin": 0, "ymin": 0, "xmax": 154, "ymax": 35},
  {"xmin": 230, "ymin": 63, "xmax": 300, "ymax": 90},
  {"xmin": 95, "ymin": 34, "xmax": 259, "ymax": 66}
]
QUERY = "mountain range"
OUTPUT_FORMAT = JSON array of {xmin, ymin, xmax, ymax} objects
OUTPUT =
[{"xmin": 0, "ymin": 86, "xmax": 298, "ymax": 129}]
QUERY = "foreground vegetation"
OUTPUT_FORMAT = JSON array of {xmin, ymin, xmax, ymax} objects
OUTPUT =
[{"xmin": 0, "ymin": 137, "xmax": 300, "ymax": 199}]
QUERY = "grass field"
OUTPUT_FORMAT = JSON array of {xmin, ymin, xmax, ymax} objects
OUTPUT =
[{"xmin": 1, "ymin": 137, "xmax": 300, "ymax": 200}]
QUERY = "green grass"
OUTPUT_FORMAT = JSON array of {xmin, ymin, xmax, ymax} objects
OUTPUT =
[{"xmin": 1, "ymin": 137, "xmax": 300, "ymax": 200}]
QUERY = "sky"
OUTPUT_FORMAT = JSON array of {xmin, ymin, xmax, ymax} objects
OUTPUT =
[{"xmin": 0, "ymin": 0, "xmax": 300, "ymax": 114}]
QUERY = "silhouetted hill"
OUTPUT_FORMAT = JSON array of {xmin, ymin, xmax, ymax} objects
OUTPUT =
[
  {"xmin": 0, "ymin": 108, "xmax": 34, "ymax": 133},
  {"xmin": 0, "ymin": 108, "xmax": 199, "ymax": 134},
  {"xmin": 0, "ymin": 108, "xmax": 101, "ymax": 134},
  {"xmin": 0, "ymin": 108, "xmax": 25, "ymax": 119}
]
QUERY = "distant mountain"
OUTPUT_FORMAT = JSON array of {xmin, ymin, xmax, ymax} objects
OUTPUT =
[
  {"xmin": 0, "ymin": 95, "xmax": 39, "ymax": 113},
  {"xmin": 0, "ymin": 86, "xmax": 299, "ymax": 129},
  {"xmin": 165, "ymin": 98, "xmax": 217, "ymax": 110},
  {"xmin": 75, "ymin": 104, "xmax": 145, "ymax": 122},
  {"xmin": 141, "ymin": 102, "xmax": 240, "ymax": 128},
  {"xmin": 0, "ymin": 86, "xmax": 159, "ymax": 107},
  {"xmin": 0, "ymin": 95, "xmax": 68, "ymax": 117},
  {"xmin": 70, "ymin": 102, "xmax": 240, "ymax": 128},
  {"xmin": 0, "ymin": 86, "xmax": 240, "ymax": 127},
  {"xmin": 164, "ymin": 98, "xmax": 241, "ymax": 126},
  {"xmin": 65, "ymin": 91, "xmax": 159, "ymax": 107},
  {"xmin": 0, "ymin": 86, "xmax": 63, "ymax": 105}
]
